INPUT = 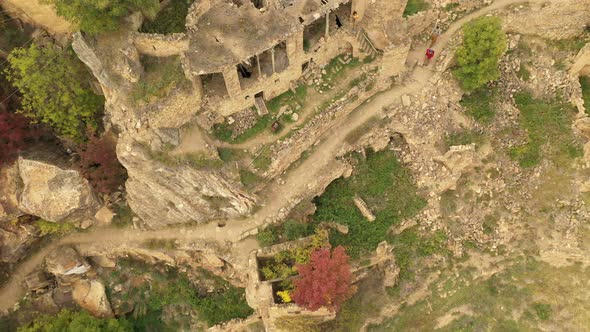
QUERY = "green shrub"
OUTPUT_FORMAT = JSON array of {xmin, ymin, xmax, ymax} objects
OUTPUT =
[
  {"xmin": 532, "ymin": 303, "xmax": 551, "ymax": 320},
  {"xmin": 313, "ymin": 150, "xmax": 426, "ymax": 258},
  {"xmin": 403, "ymin": 0, "xmax": 429, "ymax": 17},
  {"xmin": 283, "ymin": 220, "xmax": 312, "ymax": 241},
  {"xmin": 240, "ymin": 169, "xmax": 262, "ymax": 189},
  {"xmin": 257, "ymin": 229, "xmax": 278, "ymax": 247},
  {"xmin": 460, "ymin": 87, "xmax": 497, "ymax": 123},
  {"xmin": 141, "ymin": 0, "xmax": 193, "ymax": 34},
  {"xmin": 453, "ymin": 16, "xmax": 507, "ymax": 92}
]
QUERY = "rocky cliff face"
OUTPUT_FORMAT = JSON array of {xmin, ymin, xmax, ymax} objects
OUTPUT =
[{"xmin": 117, "ymin": 136, "xmax": 257, "ymax": 229}]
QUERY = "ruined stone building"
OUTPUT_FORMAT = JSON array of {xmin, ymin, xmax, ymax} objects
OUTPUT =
[{"xmin": 130, "ymin": 0, "xmax": 411, "ymax": 118}]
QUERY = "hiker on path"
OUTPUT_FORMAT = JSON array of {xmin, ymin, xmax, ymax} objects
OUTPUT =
[
  {"xmin": 424, "ymin": 48, "xmax": 435, "ymax": 65},
  {"xmin": 431, "ymin": 24, "xmax": 442, "ymax": 46}
]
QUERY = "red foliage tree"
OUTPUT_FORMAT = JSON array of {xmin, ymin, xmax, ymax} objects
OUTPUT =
[
  {"xmin": 0, "ymin": 111, "xmax": 43, "ymax": 166},
  {"xmin": 77, "ymin": 134, "xmax": 127, "ymax": 194},
  {"xmin": 292, "ymin": 245, "xmax": 353, "ymax": 312}
]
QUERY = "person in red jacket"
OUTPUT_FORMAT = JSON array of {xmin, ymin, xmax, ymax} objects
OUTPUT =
[{"xmin": 424, "ymin": 48, "xmax": 435, "ymax": 65}]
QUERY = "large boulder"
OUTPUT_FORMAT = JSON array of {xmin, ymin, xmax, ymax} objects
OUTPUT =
[
  {"xmin": 117, "ymin": 137, "xmax": 257, "ymax": 229},
  {"xmin": 72, "ymin": 279, "xmax": 113, "ymax": 318},
  {"xmin": 46, "ymin": 247, "xmax": 91, "ymax": 277},
  {"xmin": 17, "ymin": 157, "xmax": 98, "ymax": 223}
]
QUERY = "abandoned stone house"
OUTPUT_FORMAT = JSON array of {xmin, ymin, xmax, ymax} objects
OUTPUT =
[{"xmin": 130, "ymin": 0, "xmax": 412, "ymax": 118}]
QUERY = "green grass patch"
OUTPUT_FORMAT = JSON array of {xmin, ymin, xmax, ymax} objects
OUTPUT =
[
  {"xmin": 34, "ymin": 219, "xmax": 76, "ymax": 236},
  {"xmin": 518, "ymin": 63, "xmax": 531, "ymax": 81},
  {"xmin": 509, "ymin": 91, "xmax": 582, "ymax": 168},
  {"xmin": 444, "ymin": 130, "xmax": 484, "ymax": 150},
  {"xmin": 443, "ymin": 3, "xmax": 460, "ymax": 11},
  {"xmin": 140, "ymin": 0, "xmax": 193, "ymax": 34},
  {"xmin": 312, "ymin": 149, "xmax": 426, "ymax": 258},
  {"xmin": 217, "ymin": 147, "xmax": 242, "ymax": 162},
  {"xmin": 580, "ymin": 76, "xmax": 590, "ymax": 115},
  {"xmin": 403, "ymin": 0, "xmax": 430, "ymax": 17},
  {"xmin": 111, "ymin": 203, "xmax": 135, "ymax": 228},
  {"xmin": 256, "ymin": 219, "xmax": 315, "ymax": 247},
  {"xmin": 105, "ymin": 259, "xmax": 253, "ymax": 329},
  {"xmin": 132, "ymin": 55, "xmax": 189, "ymax": 104},
  {"xmin": 389, "ymin": 227, "xmax": 450, "ymax": 281},
  {"xmin": 548, "ymin": 36, "xmax": 589, "ymax": 53},
  {"xmin": 252, "ymin": 146, "xmax": 273, "ymax": 171},
  {"xmin": 532, "ymin": 302, "xmax": 552, "ymax": 320},
  {"xmin": 370, "ymin": 258, "xmax": 590, "ymax": 331},
  {"xmin": 240, "ymin": 169, "xmax": 262, "ymax": 189},
  {"xmin": 460, "ymin": 87, "xmax": 498, "ymax": 123}
]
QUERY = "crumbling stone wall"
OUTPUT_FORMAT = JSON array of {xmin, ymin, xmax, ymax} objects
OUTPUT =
[{"xmin": 132, "ymin": 33, "xmax": 189, "ymax": 57}]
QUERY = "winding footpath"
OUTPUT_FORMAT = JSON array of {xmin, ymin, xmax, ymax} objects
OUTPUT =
[{"xmin": 0, "ymin": 0, "xmax": 554, "ymax": 315}]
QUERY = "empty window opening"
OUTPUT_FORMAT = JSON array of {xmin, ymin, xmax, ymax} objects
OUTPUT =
[
  {"xmin": 303, "ymin": 15, "xmax": 327, "ymax": 53},
  {"xmin": 200, "ymin": 72, "xmax": 229, "ymax": 99},
  {"xmin": 274, "ymin": 41, "xmax": 289, "ymax": 73},
  {"xmin": 251, "ymin": 0, "xmax": 265, "ymax": 9},
  {"xmin": 258, "ymin": 49, "xmax": 274, "ymax": 77},
  {"xmin": 330, "ymin": 1, "xmax": 352, "ymax": 34},
  {"xmin": 237, "ymin": 56, "xmax": 261, "ymax": 89},
  {"xmin": 302, "ymin": 61, "xmax": 310, "ymax": 72}
]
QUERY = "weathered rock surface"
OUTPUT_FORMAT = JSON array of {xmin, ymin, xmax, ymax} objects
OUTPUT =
[
  {"xmin": 117, "ymin": 137, "xmax": 257, "ymax": 229},
  {"xmin": 17, "ymin": 157, "xmax": 98, "ymax": 223},
  {"xmin": 46, "ymin": 247, "xmax": 91, "ymax": 277},
  {"xmin": 0, "ymin": 163, "xmax": 21, "ymax": 222},
  {"xmin": 0, "ymin": 224, "xmax": 38, "ymax": 263},
  {"xmin": 502, "ymin": 0, "xmax": 590, "ymax": 40},
  {"xmin": 72, "ymin": 279, "xmax": 113, "ymax": 318}
]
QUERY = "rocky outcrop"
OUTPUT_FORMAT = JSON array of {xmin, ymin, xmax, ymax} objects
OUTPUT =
[
  {"xmin": 46, "ymin": 247, "xmax": 91, "ymax": 277},
  {"xmin": 0, "ymin": 163, "xmax": 21, "ymax": 222},
  {"xmin": 117, "ymin": 137, "xmax": 257, "ymax": 229},
  {"xmin": 17, "ymin": 157, "xmax": 98, "ymax": 223},
  {"xmin": 72, "ymin": 279, "xmax": 113, "ymax": 318},
  {"xmin": 0, "ymin": 224, "xmax": 38, "ymax": 263}
]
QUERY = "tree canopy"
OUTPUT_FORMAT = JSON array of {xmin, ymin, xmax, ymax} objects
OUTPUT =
[
  {"xmin": 43, "ymin": 0, "xmax": 160, "ymax": 34},
  {"xmin": 5, "ymin": 44, "xmax": 104, "ymax": 141},
  {"xmin": 292, "ymin": 245, "xmax": 353, "ymax": 312},
  {"xmin": 453, "ymin": 16, "xmax": 507, "ymax": 92}
]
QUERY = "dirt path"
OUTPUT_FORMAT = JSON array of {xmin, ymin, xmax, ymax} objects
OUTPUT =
[{"xmin": 0, "ymin": 0, "xmax": 555, "ymax": 315}]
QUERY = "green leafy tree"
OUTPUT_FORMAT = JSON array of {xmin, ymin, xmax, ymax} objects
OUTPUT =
[
  {"xmin": 18, "ymin": 309, "xmax": 132, "ymax": 332},
  {"xmin": 453, "ymin": 16, "xmax": 507, "ymax": 91},
  {"xmin": 5, "ymin": 44, "xmax": 104, "ymax": 141},
  {"xmin": 43, "ymin": 0, "xmax": 160, "ymax": 34}
]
